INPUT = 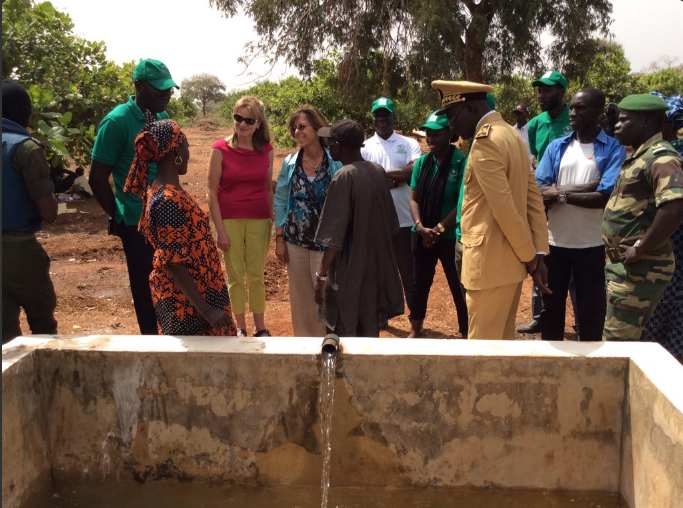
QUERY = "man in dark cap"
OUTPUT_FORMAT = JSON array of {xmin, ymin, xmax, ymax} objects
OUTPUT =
[
  {"xmin": 89, "ymin": 59, "xmax": 179, "ymax": 335},
  {"xmin": 602, "ymin": 93, "xmax": 683, "ymax": 341},
  {"xmin": 2, "ymin": 79, "xmax": 59, "ymax": 343},
  {"xmin": 431, "ymin": 80, "xmax": 549, "ymax": 339},
  {"xmin": 314, "ymin": 120, "xmax": 404, "ymax": 337}
]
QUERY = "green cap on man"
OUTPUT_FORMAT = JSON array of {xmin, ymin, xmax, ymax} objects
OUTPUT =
[
  {"xmin": 618, "ymin": 94, "xmax": 668, "ymax": 112},
  {"xmin": 532, "ymin": 70, "xmax": 568, "ymax": 91},
  {"xmin": 133, "ymin": 59, "xmax": 179, "ymax": 90},
  {"xmin": 371, "ymin": 97, "xmax": 395, "ymax": 114}
]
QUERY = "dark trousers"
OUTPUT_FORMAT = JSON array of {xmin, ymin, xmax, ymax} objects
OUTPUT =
[
  {"xmin": 540, "ymin": 245, "xmax": 606, "ymax": 341},
  {"xmin": 117, "ymin": 223, "xmax": 158, "ymax": 335},
  {"xmin": 2, "ymin": 236, "xmax": 58, "ymax": 343},
  {"xmin": 392, "ymin": 226, "xmax": 414, "ymax": 314},
  {"xmin": 329, "ymin": 311, "xmax": 380, "ymax": 338},
  {"xmin": 411, "ymin": 234, "xmax": 469, "ymax": 335}
]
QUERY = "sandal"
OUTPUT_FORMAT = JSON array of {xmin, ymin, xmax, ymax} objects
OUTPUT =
[
  {"xmin": 236, "ymin": 329, "xmax": 247, "ymax": 338},
  {"xmin": 254, "ymin": 329, "xmax": 272, "ymax": 337}
]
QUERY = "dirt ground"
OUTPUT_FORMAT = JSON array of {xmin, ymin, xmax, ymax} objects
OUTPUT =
[{"xmin": 25, "ymin": 127, "xmax": 577, "ymax": 340}]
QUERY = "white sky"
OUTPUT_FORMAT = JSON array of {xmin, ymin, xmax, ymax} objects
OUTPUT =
[{"xmin": 49, "ymin": 0, "xmax": 682, "ymax": 93}]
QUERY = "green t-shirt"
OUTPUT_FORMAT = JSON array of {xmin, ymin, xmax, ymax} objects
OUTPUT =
[
  {"xmin": 91, "ymin": 96, "xmax": 169, "ymax": 225},
  {"xmin": 410, "ymin": 148, "xmax": 465, "ymax": 240},
  {"xmin": 527, "ymin": 104, "xmax": 572, "ymax": 163}
]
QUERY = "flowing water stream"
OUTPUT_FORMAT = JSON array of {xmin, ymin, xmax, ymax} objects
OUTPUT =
[{"xmin": 319, "ymin": 348, "xmax": 337, "ymax": 508}]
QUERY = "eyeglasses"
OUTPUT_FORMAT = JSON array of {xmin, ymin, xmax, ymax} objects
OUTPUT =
[
  {"xmin": 234, "ymin": 114, "xmax": 257, "ymax": 126},
  {"xmin": 291, "ymin": 123, "xmax": 311, "ymax": 135},
  {"xmin": 448, "ymin": 106, "xmax": 466, "ymax": 128},
  {"xmin": 142, "ymin": 81, "xmax": 174, "ymax": 97}
]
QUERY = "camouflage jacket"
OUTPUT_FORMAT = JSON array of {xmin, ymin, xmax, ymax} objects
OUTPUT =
[{"xmin": 602, "ymin": 133, "xmax": 683, "ymax": 249}]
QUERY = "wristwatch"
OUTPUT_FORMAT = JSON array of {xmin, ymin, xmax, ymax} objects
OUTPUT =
[
  {"xmin": 557, "ymin": 192, "xmax": 568, "ymax": 204},
  {"xmin": 436, "ymin": 223, "xmax": 445, "ymax": 233}
]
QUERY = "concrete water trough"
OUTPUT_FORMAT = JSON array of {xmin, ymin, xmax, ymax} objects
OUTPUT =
[{"xmin": 2, "ymin": 336, "xmax": 682, "ymax": 507}]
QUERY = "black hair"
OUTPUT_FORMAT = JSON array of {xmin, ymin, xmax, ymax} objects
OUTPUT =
[
  {"xmin": 579, "ymin": 87, "xmax": 606, "ymax": 109},
  {"xmin": 2, "ymin": 79, "xmax": 33, "ymax": 128}
]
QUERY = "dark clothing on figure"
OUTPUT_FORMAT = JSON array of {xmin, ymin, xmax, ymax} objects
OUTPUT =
[
  {"xmin": 411, "ymin": 235, "xmax": 468, "ymax": 334},
  {"xmin": 315, "ymin": 161, "xmax": 404, "ymax": 336},
  {"xmin": 393, "ymin": 227, "xmax": 414, "ymax": 312},
  {"xmin": 540, "ymin": 245, "xmax": 606, "ymax": 341}
]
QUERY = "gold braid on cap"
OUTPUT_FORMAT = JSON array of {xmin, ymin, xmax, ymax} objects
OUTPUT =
[{"xmin": 442, "ymin": 93, "xmax": 466, "ymax": 107}]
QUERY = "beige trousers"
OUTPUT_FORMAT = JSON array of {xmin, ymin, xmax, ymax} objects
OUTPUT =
[
  {"xmin": 466, "ymin": 281, "xmax": 523, "ymax": 340},
  {"xmin": 286, "ymin": 242, "xmax": 326, "ymax": 337}
]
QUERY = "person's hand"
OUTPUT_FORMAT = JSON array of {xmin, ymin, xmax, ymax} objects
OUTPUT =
[
  {"xmin": 275, "ymin": 235, "xmax": 288, "ymax": 263},
  {"xmin": 541, "ymin": 184, "xmax": 560, "ymax": 207},
  {"xmin": 203, "ymin": 307, "xmax": 232, "ymax": 328},
  {"xmin": 532, "ymin": 256, "xmax": 552, "ymax": 295},
  {"xmin": 417, "ymin": 224, "xmax": 439, "ymax": 248},
  {"xmin": 314, "ymin": 278, "xmax": 326, "ymax": 305},
  {"xmin": 216, "ymin": 231, "xmax": 231, "ymax": 251},
  {"xmin": 620, "ymin": 244, "xmax": 645, "ymax": 266},
  {"xmin": 525, "ymin": 256, "xmax": 538, "ymax": 276}
]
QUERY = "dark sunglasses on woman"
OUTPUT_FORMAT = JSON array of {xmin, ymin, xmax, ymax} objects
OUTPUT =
[
  {"xmin": 291, "ymin": 123, "xmax": 310, "ymax": 135},
  {"xmin": 234, "ymin": 113, "xmax": 257, "ymax": 126}
]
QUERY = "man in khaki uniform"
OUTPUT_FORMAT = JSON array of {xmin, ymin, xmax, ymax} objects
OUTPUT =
[{"xmin": 432, "ymin": 80, "xmax": 550, "ymax": 339}]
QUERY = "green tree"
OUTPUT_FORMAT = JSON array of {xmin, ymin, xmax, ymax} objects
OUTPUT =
[
  {"xmin": 166, "ymin": 95, "xmax": 200, "ymax": 125},
  {"xmin": 210, "ymin": 0, "xmax": 612, "ymax": 85},
  {"xmin": 637, "ymin": 67, "xmax": 683, "ymax": 97},
  {"xmin": 181, "ymin": 73, "xmax": 226, "ymax": 117},
  {"xmin": 2, "ymin": 0, "xmax": 135, "ymax": 165}
]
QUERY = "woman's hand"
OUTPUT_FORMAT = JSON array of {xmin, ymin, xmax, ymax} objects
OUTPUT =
[
  {"xmin": 216, "ymin": 231, "xmax": 231, "ymax": 252},
  {"xmin": 275, "ymin": 235, "xmax": 288, "ymax": 263},
  {"xmin": 203, "ymin": 307, "xmax": 233, "ymax": 328}
]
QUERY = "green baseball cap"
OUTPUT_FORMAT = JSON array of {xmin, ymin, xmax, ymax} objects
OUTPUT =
[
  {"xmin": 532, "ymin": 70, "xmax": 568, "ymax": 91},
  {"xmin": 420, "ymin": 110, "xmax": 449, "ymax": 131},
  {"xmin": 133, "ymin": 59, "xmax": 179, "ymax": 90},
  {"xmin": 617, "ymin": 94, "xmax": 668, "ymax": 112},
  {"xmin": 371, "ymin": 97, "xmax": 395, "ymax": 114}
]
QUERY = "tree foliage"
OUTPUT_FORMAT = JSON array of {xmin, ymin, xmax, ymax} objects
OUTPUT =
[
  {"xmin": 210, "ymin": 0, "xmax": 612, "ymax": 87},
  {"xmin": 166, "ymin": 95, "xmax": 200, "ymax": 126},
  {"xmin": 2, "ymin": 0, "xmax": 135, "ymax": 166},
  {"xmin": 181, "ymin": 74, "xmax": 226, "ymax": 117},
  {"xmin": 636, "ymin": 67, "xmax": 683, "ymax": 98}
]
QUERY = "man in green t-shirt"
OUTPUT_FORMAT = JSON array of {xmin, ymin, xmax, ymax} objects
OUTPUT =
[
  {"xmin": 518, "ymin": 70, "xmax": 573, "ymax": 334},
  {"xmin": 89, "ymin": 59, "xmax": 178, "ymax": 335}
]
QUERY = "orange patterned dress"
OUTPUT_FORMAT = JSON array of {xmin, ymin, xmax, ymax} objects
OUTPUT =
[{"xmin": 144, "ymin": 184, "xmax": 236, "ymax": 336}]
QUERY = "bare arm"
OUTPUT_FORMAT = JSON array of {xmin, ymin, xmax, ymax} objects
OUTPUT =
[
  {"xmin": 206, "ymin": 149, "xmax": 230, "ymax": 251},
  {"xmin": 540, "ymin": 179, "xmax": 605, "ymax": 209},
  {"xmin": 621, "ymin": 199, "xmax": 683, "ymax": 265},
  {"xmin": 409, "ymin": 189, "xmax": 439, "ymax": 248},
  {"xmin": 385, "ymin": 159, "xmax": 417, "ymax": 184},
  {"xmin": 89, "ymin": 161, "xmax": 116, "ymax": 218},
  {"xmin": 168, "ymin": 264, "xmax": 231, "ymax": 328},
  {"xmin": 34, "ymin": 193, "xmax": 58, "ymax": 223}
]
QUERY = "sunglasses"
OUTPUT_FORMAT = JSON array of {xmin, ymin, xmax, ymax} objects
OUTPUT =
[
  {"xmin": 291, "ymin": 123, "xmax": 311, "ymax": 135},
  {"xmin": 234, "ymin": 114, "xmax": 257, "ymax": 126},
  {"xmin": 142, "ymin": 81, "xmax": 174, "ymax": 97}
]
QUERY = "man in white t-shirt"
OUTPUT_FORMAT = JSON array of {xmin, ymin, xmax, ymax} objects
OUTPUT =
[
  {"xmin": 512, "ymin": 103, "xmax": 535, "ymax": 171},
  {"xmin": 535, "ymin": 88, "xmax": 626, "ymax": 341},
  {"xmin": 361, "ymin": 97, "xmax": 422, "ymax": 324}
]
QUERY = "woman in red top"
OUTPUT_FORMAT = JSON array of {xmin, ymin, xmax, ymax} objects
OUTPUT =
[{"xmin": 207, "ymin": 96, "xmax": 274, "ymax": 337}]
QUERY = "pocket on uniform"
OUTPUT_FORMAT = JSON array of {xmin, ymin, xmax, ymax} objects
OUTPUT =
[{"xmin": 460, "ymin": 233, "xmax": 484, "ymax": 280}]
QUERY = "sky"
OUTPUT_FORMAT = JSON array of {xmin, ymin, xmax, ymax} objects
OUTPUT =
[{"xmin": 48, "ymin": 0, "xmax": 683, "ymax": 94}]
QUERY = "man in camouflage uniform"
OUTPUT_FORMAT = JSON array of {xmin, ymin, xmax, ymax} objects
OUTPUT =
[{"xmin": 602, "ymin": 94, "xmax": 683, "ymax": 341}]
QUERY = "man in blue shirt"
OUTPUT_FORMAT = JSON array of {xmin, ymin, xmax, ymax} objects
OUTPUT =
[{"xmin": 535, "ymin": 88, "xmax": 626, "ymax": 341}]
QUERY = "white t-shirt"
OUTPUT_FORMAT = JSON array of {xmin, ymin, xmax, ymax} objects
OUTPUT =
[
  {"xmin": 513, "ymin": 123, "xmax": 534, "ymax": 171},
  {"xmin": 547, "ymin": 139, "xmax": 603, "ymax": 248},
  {"xmin": 73, "ymin": 175, "xmax": 92, "ymax": 195},
  {"xmin": 361, "ymin": 132, "xmax": 422, "ymax": 227}
]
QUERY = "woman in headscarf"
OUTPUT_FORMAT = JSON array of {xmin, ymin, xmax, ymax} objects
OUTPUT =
[
  {"xmin": 645, "ymin": 92, "xmax": 683, "ymax": 361},
  {"xmin": 273, "ymin": 105, "xmax": 342, "ymax": 336},
  {"xmin": 125, "ymin": 113, "xmax": 236, "ymax": 336},
  {"xmin": 407, "ymin": 110, "xmax": 468, "ymax": 338}
]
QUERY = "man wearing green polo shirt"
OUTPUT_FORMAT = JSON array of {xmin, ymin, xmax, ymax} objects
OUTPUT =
[
  {"xmin": 89, "ymin": 59, "xmax": 179, "ymax": 335},
  {"xmin": 518, "ymin": 70, "xmax": 573, "ymax": 334}
]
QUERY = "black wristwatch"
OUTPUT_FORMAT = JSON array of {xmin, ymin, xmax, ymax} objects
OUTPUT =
[{"xmin": 558, "ymin": 192, "xmax": 568, "ymax": 204}]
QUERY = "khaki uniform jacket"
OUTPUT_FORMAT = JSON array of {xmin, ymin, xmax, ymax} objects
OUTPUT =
[{"xmin": 460, "ymin": 112, "xmax": 549, "ymax": 290}]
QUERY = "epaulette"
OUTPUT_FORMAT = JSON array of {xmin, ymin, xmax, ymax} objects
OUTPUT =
[
  {"xmin": 474, "ymin": 124, "xmax": 491, "ymax": 139},
  {"xmin": 29, "ymin": 137, "xmax": 45, "ymax": 149}
]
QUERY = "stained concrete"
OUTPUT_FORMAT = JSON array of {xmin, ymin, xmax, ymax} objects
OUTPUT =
[{"xmin": 2, "ymin": 336, "xmax": 682, "ymax": 508}]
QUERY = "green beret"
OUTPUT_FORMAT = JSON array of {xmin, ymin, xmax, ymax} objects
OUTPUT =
[{"xmin": 618, "ymin": 94, "xmax": 668, "ymax": 112}]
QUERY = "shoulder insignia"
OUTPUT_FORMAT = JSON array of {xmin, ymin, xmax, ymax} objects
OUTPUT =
[
  {"xmin": 652, "ymin": 146, "xmax": 668, "ymax": 155},
  {"xmin": 475, "ymin": 124, "xmax": 491, "ymax": 139}
]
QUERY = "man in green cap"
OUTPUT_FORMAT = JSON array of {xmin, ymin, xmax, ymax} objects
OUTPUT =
[
  {"xmin": 89, "ymin": 59, "xmax": 179, "ymax": 335},
  {"xmin": 602, "ymin": 93, "xmax": 683, "ymax": 341}
]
